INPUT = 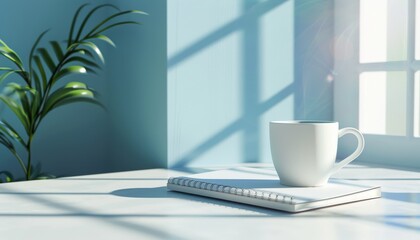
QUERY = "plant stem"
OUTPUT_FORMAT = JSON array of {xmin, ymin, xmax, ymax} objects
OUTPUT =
[
  {"xmin": 25, "ymin": 41, "xmax": 77, "ymax": 180},
  {"xmin": 33, "ymin": 46, "xmax": 76, "ymax": 132},
  {"xmin": 26, "ymin": 134, "xmax": 33, "ymax": 180}
]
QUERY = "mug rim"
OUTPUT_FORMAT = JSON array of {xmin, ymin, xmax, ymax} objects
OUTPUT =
[{"xmin": 270, "ymin": 120, "xmax": 338, "ymax": 124}]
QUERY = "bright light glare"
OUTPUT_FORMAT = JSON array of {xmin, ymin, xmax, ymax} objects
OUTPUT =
[
  {"xmin": 359, "ymin": 72, "xmax": 387, "ymax": 134},
  {"xmin": 360, "ymin": 0, "xmax": 387, "ymax": 63},
  {"xmin": 359, "ymin": 71, "xmax": 406, "ymax": 136},
  {"xmin": 360, "ymin": 0, "xmax": 407, "ymax": 63}
]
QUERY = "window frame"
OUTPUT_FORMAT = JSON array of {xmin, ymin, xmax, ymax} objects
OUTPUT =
[{"xmin": 334, "ymin": 0, "xmax": 420, "ymax": 169}]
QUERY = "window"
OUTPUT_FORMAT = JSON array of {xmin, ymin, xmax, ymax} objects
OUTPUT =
[
  {"xmin": 359, "ymin": 71, "xmax": 407, "ymax": 136},
  {"xmin": 334, "ymin": 0, "xmax": 420, "ymax": 168}
]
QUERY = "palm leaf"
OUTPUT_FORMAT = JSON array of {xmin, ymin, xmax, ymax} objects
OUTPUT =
[
  {"xmin": 0, "ymin": 94, "xmax": 30, "ymax": 134},
  {"xmin": 0, "ymin": 3, "xmax": 143, "ymax": 182},
  {"xmin": 75, "ymin": 4, "xmax": 120, "ymax": 42},
  {"xmin": 65, "ymin": 81, "xmax": 88, "ymax": 89},
  {"xmin": 0, "ymin": 70, "xmax": 20, "ymax": 84},
  {"xmin": 31, "ymin": 89, "xmax": 41, "ymax": 119},
  {"xmin": 30, "ymin": 164, "xmax": 56, "ymax": 180},
  {"xmin": 38, "ymin": 48, "xmax": 56, "ymax": 73},
  {"xmin": 42, "ymin": 87, "xmax": 99, "ymax": 116},
  {"xmin": 68, "ymin": 3, "xmax": 90, "ymax": 47},
  {"xmin": 15, "ymin": 90, "xmax": 30, "ymax": 119},
  {"xmin": 0, "ymin": 39, "xmax": 24, "ymax": 69},
  {"xmin": 32, "ymin": 70, "xmax": 42, "ymax": 95},
  {"xmin": 0, "ymin": 49, "xmax": 25, "ymax": 72},
  {"xmin": 85, "ymin": 10, "xmax": 146, "ymax": 38},
  {"xmin": 78, "ymin": 42, "xmax": 104, "ymax": 63},
  {"xmin": 29, "ymin": 30, "xmax": 49, "ymax": 82},
  {"xmin": 90, "ymin": 21, "xmax": 141, "ymax": 37},
  {"xmin": 42, "ymin": 84, "xmax": 90, "ymax": 115},
  {"xmin": 0, "ymin": 171, "xmax": 14, "ymax": 183},
  {"xmin": 51, "ymin": 66, "xmax": 86, "ymax": 86},
  {"xmin": 17, "ymin": 71, "xmax": 29, "ymax": 81},
  {"xmin": 52, "ymin": 96, "xmax": 103, "ymax": 112},
  {"xmin": 0, "ymin": 136, "xmax": 24, "ymax": 175},
  {"xmin": 50, "ymin": 41, "xmax": 64, "ymax": 61},
  {"xmin": 0, "ymin": 67, "xmax": 14, "ymax": 71},
  {"xmin": 1, "ymin": 123, "xmax": 29, "ymax": 175},
  {"xmin": 0, "ymin": 39, "xmax": 11, "ymax": 49},
  {"xmin": 0, "ymin": 132, "xmax": 14, "ymax": 149},
  {"xmin": 63, "ymin": 56, "xmax": 100, "ymax": 69},
  {"xmin": 84, "ymin": 50, "xmax": 94, "ymax": 58},
  {"xmin": 0, "ymin": 67, "xmax": 22, "ymax": 82},
  {"xmin": 86, "ymin": 34, "xmax": 115, "ymax": 47},
  {"xmin": 5, "ymin": 83, "xmax": 36, "ymax": 120},
  {"xmin": 0, "ymin": 120, "xmax": 25, "ymax": 147},
  {"xmin": 67, "ymin": 48, "xmax": 95, "ymax": 60},
  {"xmin": 33, "ymin": 56, "xmax": 48, "ymax": 91}
]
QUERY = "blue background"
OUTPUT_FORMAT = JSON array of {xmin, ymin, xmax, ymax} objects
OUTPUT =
[{"xmin": 0, "ymin": 0, "xmax": 333, "ymax": 177}]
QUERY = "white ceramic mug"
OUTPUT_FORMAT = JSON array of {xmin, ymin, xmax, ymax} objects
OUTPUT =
[{"xmin": 269, "ymin": 121, "xmax": 364, "ymax": 187}]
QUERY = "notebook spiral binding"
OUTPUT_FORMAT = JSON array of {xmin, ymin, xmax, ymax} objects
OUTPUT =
[{"xmin": 168, "ymin": 177, "xmax": 295, "ymax": 204}]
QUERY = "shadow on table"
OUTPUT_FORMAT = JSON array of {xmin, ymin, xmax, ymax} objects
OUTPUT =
[
  {"xmin": 112, "ymin": 187, "xmax": 172, "ymax": 198},
  {"xmin": 382, "ymin": 192, "xmax": 420, "ymax": 204},
  {"xmin": 111, "ymin": 186, "xmax": 292, "ymax": 216}
]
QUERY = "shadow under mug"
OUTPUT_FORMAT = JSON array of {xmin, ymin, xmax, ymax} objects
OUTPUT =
[{"xmin": 269, "ymin": 121, "xmax": 364, "ymax": 187}]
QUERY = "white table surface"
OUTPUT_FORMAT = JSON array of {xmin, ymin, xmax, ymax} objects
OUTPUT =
[{"xmin": 0, "ymin": 163, "xmax": 419, "ymax": 240}]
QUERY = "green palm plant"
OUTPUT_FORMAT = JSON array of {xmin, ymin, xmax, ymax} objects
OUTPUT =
[{"xmin": 0, "ymin": 4, "xmax": 146, "ymax": 182}]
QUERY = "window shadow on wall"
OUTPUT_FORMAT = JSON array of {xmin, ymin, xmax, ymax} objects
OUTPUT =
[{"xmin": 168, "ymin": 0, "xmax": 334, "ymax": 168}]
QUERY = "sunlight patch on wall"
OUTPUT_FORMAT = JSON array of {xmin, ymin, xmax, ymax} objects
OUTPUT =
[{"xmin": 259, "ymin": 0, "xmax": 294, "ymax": 103}]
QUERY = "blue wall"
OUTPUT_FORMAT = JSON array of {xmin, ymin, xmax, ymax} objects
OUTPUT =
[
  {"xmin": 294, "ymin": 0, "xmax": 334, "ymax": 120},
  {"xmin": 0, "ymin": 0, "xmax": 166, "ymax": 178},
  {"xmin": 106, "ymin": 0, "xmax": 167, "ymax": 171},
  {"xmin": 0, "ymin": 0, "xmax": 333, "ymax": 177},
  {"xmin": 167, "ymin": 0, "xmax": 334, "ymax": 168},
  {"xmin": 0, "ymin": 0, "xmax": 110, "ymax": 178}
]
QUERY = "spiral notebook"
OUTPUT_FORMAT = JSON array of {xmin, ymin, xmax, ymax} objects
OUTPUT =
[{"xmin": 167, "ymin": 167, "xmax": 381, "ymax": 213}]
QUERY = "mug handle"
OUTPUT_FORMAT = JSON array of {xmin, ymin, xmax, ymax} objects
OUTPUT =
[{"xmin": 330, "ymin": 127, "xmax": 365, "ymax": 175}]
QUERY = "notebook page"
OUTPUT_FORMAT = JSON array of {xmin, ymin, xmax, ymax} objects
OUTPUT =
[{"xmin": 181, "ymin": 167, "xmax": 376, "ymax": 204}]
